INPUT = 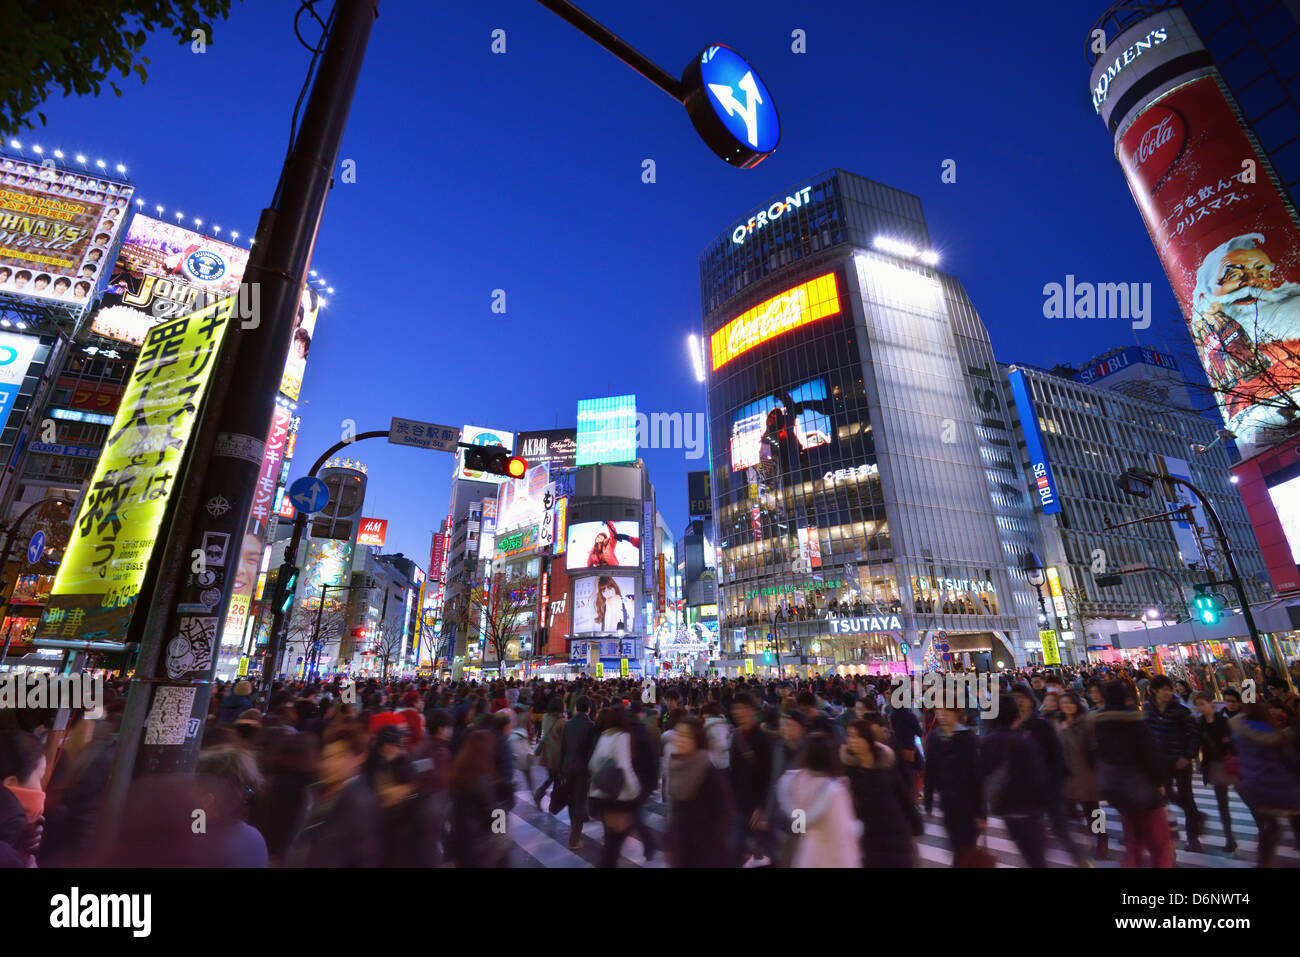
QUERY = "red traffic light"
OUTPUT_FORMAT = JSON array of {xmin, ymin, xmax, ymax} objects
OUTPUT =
[
  {"xmin": 507, "ymin": 456, "xmax": 527, "ymax": 479},
  {"xmin": 460, "ymin": 443, "xmax": 527, "ymax": 478}
]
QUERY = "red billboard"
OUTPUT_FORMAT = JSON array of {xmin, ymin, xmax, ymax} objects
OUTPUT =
[
  {"xmin": 1116, "ymin": 75, "xmax": 1300, "ymax": 459},
  {"xmin": 545, "ymin": 562, "xmax": 570, "ymax": 655},
  {"xmin": 358, "ymin": 517, "xmax": 388, "ymax": 547}
]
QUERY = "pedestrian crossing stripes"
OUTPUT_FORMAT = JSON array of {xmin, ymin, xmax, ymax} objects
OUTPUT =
[{"xmin": 502, "ymin": 770, "xmax": 1300, "ymax": 868}]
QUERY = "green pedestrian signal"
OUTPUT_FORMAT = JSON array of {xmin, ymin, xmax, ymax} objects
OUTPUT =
[
  {"xmin": 1192, "ymin": 591, "xmax": 1220, "ymax": 625},
  {"xmin": 276, "ymin": 564, "xmax": 299, "ymax": 615}
]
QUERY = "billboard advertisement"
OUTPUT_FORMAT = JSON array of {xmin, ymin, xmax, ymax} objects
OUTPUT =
[
  {"xmin": 710, "ymin": 272, "xmax": 841, "ymax": 372},
  {"xmin": 455, "ymin": 424, "xmax": 514, "ymax": 484},
  {"xmin": 1114, "ymin": 75, "xmax": 1300, "ymax": 459},
  {"xmin": 1232, "ymin": 436, "xmax": 1300, "ymax": 594},
  {"xmin": 516, "ymin": 428, "xmax": 577, "ymax": 470},
  {"xmin": 0, "ymin": 332, "xmax": 41, "ymax": 434},
  {"xmin": 358, "ymin": 517, "xmax": 388, "ymax": 547},
  {"xmin": 577, "ymin": 394, "xmax": 637, "ymax": 466},
  {"xmin": 1007, "ymin": 368, "xmax": 1062, "ymax": 515},
  {"xmin": 0, "ymin": 156, "xmax": 133, "ymax": 311},
  {"xmin": 688, "ymin": 470, "xmax": 711, "ymax": 517},
  {"xmin": 572, "ymin": 574, "xmax": 636, "ymax": 633},
  {"xmin": 35, "ymin": 298, "xmax": 234, "ymax": 641},
  {"xmin": 300, "ymin": 538, "xmax": 353, "ymax": 603},
  {"xmin": 729, "ymin": 377, "xmax": 833, "ymax": 472},
  {"xmin": 566, "ymin": 520, "xmax": 641, "ymax": 571},
  {"xmin": 495, "ymin": 463, "xmax": 551, "ymax": 533}
]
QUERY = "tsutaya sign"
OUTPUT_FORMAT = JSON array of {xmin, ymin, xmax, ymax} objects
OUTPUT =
[
  {"xmin": 829, "ymin": 615, "xmax": 903, "ymax": 634},
  {"xmin": 731, "ymin": 185, "xmax": 812, "ymax": 245}
]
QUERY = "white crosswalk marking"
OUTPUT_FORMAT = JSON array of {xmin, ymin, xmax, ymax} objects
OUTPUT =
[{"xmin": 502, "ymin": 770, "xmax": 1300, "ymax": 868}]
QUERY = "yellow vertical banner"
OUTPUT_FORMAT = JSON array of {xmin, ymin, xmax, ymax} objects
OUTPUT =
[
  {"xmin": 744, "ymin": 657, "xmax": 754, "ymax": 675},
  {"xmin": 37, "ymin": 298, "xmax": 235, "ymax": 642},
  {"xmin": 594, "ymin": 662, "xmax": 605, "ymax": 678},
  {"xmin": 620, "ymin": 657, "xmax": 629, "ymax": 676},
  {"xmin": 1039, "ymin": 629, "xmax": 1061, "ymax": 666}
]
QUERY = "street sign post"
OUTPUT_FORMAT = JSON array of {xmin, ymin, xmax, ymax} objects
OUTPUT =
[
  {"xmin": 288, "ymin": 476, "xmax": 330, "ymax": 514},
  {"xmin": 388, "ymin": 418, "xmax": 460, "ymax": 452},
  {"xmin": 26, "ymin": 530, "xmax": 44, "ymax": 565}
]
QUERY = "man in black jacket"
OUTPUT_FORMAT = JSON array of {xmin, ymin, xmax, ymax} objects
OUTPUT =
[
  {"xmin": 923, "ymin": 707, "xmax": 985, "ymax": 863},
  {"xmin": 627, "ymin": 701, "xmax": 660, "ymax": 859},
  {"xmin": 1012, "ymin": 684, "xmax": 1087, "ymax": 866},
  {"xmin": 1146, "ymin": 675, "xmax": 1204, "ymax": 852},
  {"xmin": 559, "ymin": 695, "xmax": 598, "ymax": 850},
  {"xmin": 729, "ymin": 692, "xmax": 773, "ymax": 865}
]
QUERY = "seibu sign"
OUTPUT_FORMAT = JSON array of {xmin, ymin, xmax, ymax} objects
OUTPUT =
[{"xmin": 711, "ymin": 272, "xmax": 841, "ymax": 371}]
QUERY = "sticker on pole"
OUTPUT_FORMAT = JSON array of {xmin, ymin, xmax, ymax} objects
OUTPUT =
[
  {"xmin": 288, "ymin": 475, "xmax": 330, "ymax": 514},
  {"xmin": 26, "ymin": 530, "xmax": 45, "ymax": 565}
]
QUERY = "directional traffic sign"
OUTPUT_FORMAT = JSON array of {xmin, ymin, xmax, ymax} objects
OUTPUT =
[
  {"xmin": 388, "ymin": 418, "xmax": 459, "ymax": 452},
  {"xmin": 288, "ymin": 475, "xmax": 330, "ymax": 514},
  {"xmin": 681, "ymin": 44, "xmax": 780, "ymax": 168},
  {"xmin": 26, "ymin": 530, "xmax": 45, "ymax": 565}
]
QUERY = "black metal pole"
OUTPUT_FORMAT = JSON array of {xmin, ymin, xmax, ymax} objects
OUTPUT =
[
  {"xmin": 101, "ymin": 0, "xmax": 379, "ymax": 835},
  {"xmin": 535, "ymin": 0, "xmax": 684, "ymax": 100}
]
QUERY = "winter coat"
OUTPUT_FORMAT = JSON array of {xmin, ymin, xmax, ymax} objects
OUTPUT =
[
  {"xmin": 1017, "ymin": 713, "xmax": 1067, "ymax": 784},
  {"xmin": 1196, "ymin": 710, "xmax": 1235, "ymax": 785},
  {"xmin": 537, "ymin": 713, "xmax": 566, "ymax": 770},
  {"xmin": 703, "ymin": 716, "xmax": 731, "ymax": 769},
  {"xmin": 380, "ymin": 792, "xmax": 439, "ymax": 867},
  {"xmin": 1144, "ymin": 698, "xmax": 1199, "ymax": 773},
  {"xmin": 1230, "ymin": 714, "xmax": 1300, "ymax": 812},
  {"xmin": 922, "ymin": 726, "xmax": 984, "ymax": 821},
  {"xmin": 251, "ymin": 768, "xmax": 314, "ymax": 863},
  {"xmin": 560, "ymin": 713, "xmax": 597, "ymax": 778},
  {"xmin": 666, "ymin": 750, "xmax": 736, "ymax": 867},
  {"xmin": 588, "ymin": 730, "xmax": 641, "ymax": 809},
  {"xmin": 843, "ymin": 746, "xmax": 921, "ymax": 867},
  {"xmin": 1057, "ymin": 716, "xmax": 1099, "ymax": 803},
  {"xmin": 628, "ymin": 720, "xmax": 660, "ymax": 803},
  {"xmin": 776, "ymin": 769, "xmax": 861, "ymax": 868},
  {"xmin": 980, "ymin": 728, "xmax": 1049, "ymax": 818},
  {"xmin": 284, "ymin": 776, "xmax": 381, "ymax": 867},
  {"xmin": 728, "ymin": 723, "xmax": 774, "ymax": 816},
  {"xmin": 217, "ymin": 693, "xmax": 252, "ymax": 727},
  {"xmin": 448, "ymin": 776, "xmax": 509, "ymax": 867},
  {"xmin": 1090, "ymin": 708, "xmax": 1166, "ymax": 811}
]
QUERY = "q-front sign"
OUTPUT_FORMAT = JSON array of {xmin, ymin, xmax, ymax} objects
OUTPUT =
[{"xmin": 731, "ymin": 186, "xmax": 811, "ymax": 245}]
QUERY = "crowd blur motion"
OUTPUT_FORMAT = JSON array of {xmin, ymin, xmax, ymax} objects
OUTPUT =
[{"xmin": 3, "ymin": 658, "xmax": 1300, "ymax": 868}]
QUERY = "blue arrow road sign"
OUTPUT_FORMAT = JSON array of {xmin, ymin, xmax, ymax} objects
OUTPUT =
[
  {"xmin": 26, "ymin": 530, "xmax": 45, "ymax": 565},
  {"xmin": 288, "ymin": 476, "xmax": 330, "ymax": 514}
]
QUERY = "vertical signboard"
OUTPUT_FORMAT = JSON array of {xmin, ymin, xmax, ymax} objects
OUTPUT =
[
  {"xmin": 36, "ymin": 297, "xmax": 234, "ymax": 640},
  {"xmin": 1039, "ymin": 629, "xmax": 1061, "ymax": 666},
  {"xmin": 1007, "ymin": 368, "xmax": 1062, "ymax": 515},
  {"xmin": 643, "ymin": 500, "xmax": 654, "ymax": 591},
  {"xmin": 0, "ymin": 332, "xmax": 40, "ymax": 433},
  {"xmin": 687, "ymin": 470, "xmax": 712, "ymax": 518}
]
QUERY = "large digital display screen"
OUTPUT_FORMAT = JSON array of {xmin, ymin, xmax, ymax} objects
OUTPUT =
[
  {"xmin": 572, "ymin": 575, "xmax": 636, "ymax": 634},
  {"xmin": 0, "ymin": 155, "xmax": 133, "ymax": 312},
  {"xmin": 566, "ymin": 520, "xmax": 641, "ymax": 571},
  {"xmin": 710, "ymin": 272, "xmax": 840, "ymax": 372},
  {"xmin": 495, "ymin": 463, "xmax": 551, "ymax": 533},
  {"xmin": 576, "ymin": 395, "xmax": 637, "ymax": 466},
  {"xmin": 301, "ymin": 538, "xmax": 353, "ymax": 603},
  {"xmin": 729, "ymin": 377, "xmax": 832, "ymax": 471},
  {"xmin": 1114, "ymin": 75, "xmax": 1300, "ymax": 460}
]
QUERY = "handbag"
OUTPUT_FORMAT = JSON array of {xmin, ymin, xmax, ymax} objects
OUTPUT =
[
  {"xmin": 548, "ymin": 778, "xmax": 570, "ymax": 815},
  {"xmin": 592, "ymin": 758, "xmax": 627, "ymax": 798},
  {"xmin": 955, "ymin": 835, "xmax": 997, "ymax": 868}
]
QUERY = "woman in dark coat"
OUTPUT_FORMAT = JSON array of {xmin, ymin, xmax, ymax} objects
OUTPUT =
[
  {"xmin": 665, "ymin": 716, "xmax": 736, "ymax": 867},
  {"xmin": 447, "ymin": 729, "xmax": 509, "ymax": 867},
  {"xmin": 1230, "ymin": 702, "xmax": 1300, "ymax": 867},
  {"xmin": 251, "ymin": 729, "xmax": 317, "ymax": 865},
  {"xmin": 1193, "ymin": 692, "xmax": 1237, "ymax": 853},
  {"xmin": 843, "ymin": 719, "xmax": 921, "ymax": 867},
  {"xmin": 922, "ymin": 707, "xmax": 985, "ymax": 865},
  {"xmin": 378, "ymin": 755, "xmax": 439, "ymax": 867}
]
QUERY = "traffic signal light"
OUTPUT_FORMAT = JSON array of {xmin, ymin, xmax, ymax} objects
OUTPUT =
[
  {"xmin": 763, "ymin": 644, "xmax": 773, "ymax": 663},
  {"xmin": 1192, "ymin": 590, "xmax": 1221, "ymax": 625},
  {"xmin": 461, "ymin": 443, "xmax": 527, "ymax": 478},
  {"xmin": 275, "ymin": 563, "xmax": 298, "ymax": 614}
]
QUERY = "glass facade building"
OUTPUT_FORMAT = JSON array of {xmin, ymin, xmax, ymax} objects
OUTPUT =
[{"xmin": 700, "ymin": 170, "xmax": 1042, "ymax": 674}]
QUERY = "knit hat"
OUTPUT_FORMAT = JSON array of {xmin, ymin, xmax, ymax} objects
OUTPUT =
[{"xmin": 233, "ymin": 680, "xmax": 253, "ymax": 697}]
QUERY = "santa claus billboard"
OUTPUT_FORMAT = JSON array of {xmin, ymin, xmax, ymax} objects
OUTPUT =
[{"xmin": 1116, "ymin": 75, "xmax": 1300, "ymax": 459}]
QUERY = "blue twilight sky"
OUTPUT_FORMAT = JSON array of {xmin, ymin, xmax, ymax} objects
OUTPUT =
[{"xmin": 25, "ymin": 0, "xmax": 1195, "ymax": 567}]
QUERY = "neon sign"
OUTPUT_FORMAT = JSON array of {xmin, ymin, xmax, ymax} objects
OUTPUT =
[{"xmin": 711, "ymin": 272, "xmax": 840, "ymax": 371}]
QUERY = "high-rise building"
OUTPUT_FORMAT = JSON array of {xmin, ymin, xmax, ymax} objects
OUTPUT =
[{"xmin": 700, "ymin": 169, "xmax": 1042, "ymax": 675}]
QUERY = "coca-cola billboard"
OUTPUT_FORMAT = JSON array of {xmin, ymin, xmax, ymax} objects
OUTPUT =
[
  {"xmin": 1116, "ymin": 75, "xmax": 1300, "ymax": 459},
  {"xmin": 710, "ymin": 272, "xmax": 842, "ymax": 371}
]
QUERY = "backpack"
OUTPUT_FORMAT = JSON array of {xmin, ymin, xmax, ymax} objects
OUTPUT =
[{"xmin": 592, "ymin": 758, "xmax": 626, "ymax": 797}]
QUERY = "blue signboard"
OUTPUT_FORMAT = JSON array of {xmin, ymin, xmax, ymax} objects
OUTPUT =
[
  {"xmin": 681, "ymin": 44, "xmax": 779, "ymax": 168},
  {"xmin": 288, "ymin": 475, "xmax": 330, "ymax": 514},
  {"xmin": 29, "ymin": 442, "xmax": 99, "ymax": 459},
  {"xmin": 1007, "ymin": 369, "xmax": 1062, "ymax": 515},
  {"xmin": 27, "ymin": 530, "xmax": 45, "ymax": 565}
]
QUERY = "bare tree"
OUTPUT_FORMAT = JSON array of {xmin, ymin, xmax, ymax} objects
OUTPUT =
[
  {"xmin": 457, "ymin": 571, "xmax": 539, "ymax": 678},
  {"xmin": 284, "ymin": 599, "xmax": 348, "ymax": 678},
  {"xmin": 372, "ymin": 616, "xmax": 405, "ymax": 683}
]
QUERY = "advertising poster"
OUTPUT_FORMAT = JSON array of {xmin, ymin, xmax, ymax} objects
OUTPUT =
[
  {"xmin": 0, "ymin": 156, "xmax": 133, "ymax": 311},
  {"xmin": 572, "ymin": 575, "xmax": 636, "ymax": 634},
  {"xmin": 516, "ymin": 428, "xmax": 577, "ymax": 470},
  {"xmin": 567, "ymin": 520, "xmax": 641, "ymax": 571},
  {"xmin": 553, "ymin": 497, "xmax": 568, "ymax": 557},
  {"xmin": 300, "ymin": 539, "xmax": 353, "ymax": 603},
  {"xmin": 1116, "ymin": 75, "xmax": 1300, "ymax": 458},
  {"xmin": 0, "ymin": 332, "xmax": 41, "ymax": 433},
  {"xmin": 495, "ymin": 462, "xmax": 550, "ymax": 532},
  {"xmin": 1007, "ymin": 368, "xmax": 1063, "ymax": 515},
  {"xmin": 576, "ymin": 394, "xmax": 637, "ymax": 466},
  {"xmin": 688, "ymin": 470, "xmax": 712, "ymax": 517},
  {"xmin": 455, "ymin": 425, "xmax": 515, "ymax": 484},
  {"xmin": 35, "ymin": 297, "xmax": 235, "ymax": 641},
  {"xmin": 1232, "ymin": 435, "xmax": 1300, "ymax": 593},
  {"xmin": 358, "ymin": 517, "xmax": 388, "ymax": 547},
  {"xmin": 710, "ymin": 272, "xmax": 841, "ymax": 371}
]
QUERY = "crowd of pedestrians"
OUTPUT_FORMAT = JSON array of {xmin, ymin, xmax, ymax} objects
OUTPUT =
[{"xmin": 2, "ymin": 662, "xmax": 1300, "ymax": 868}]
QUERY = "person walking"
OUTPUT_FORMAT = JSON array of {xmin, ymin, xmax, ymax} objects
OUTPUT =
[
  {"xmin": 775, "ymin": 731, "xmax": 860, "ymax": 868},
  {"xmin": 1230, "ymin": 702, "xmax": 1300, "ymax": 867},
  {"xmin": 559, "ymin": 695, "xmax": 598, "ymax": 851},
  {"xmin": 1011, "ymin": 683, "xmax": 1087, "ymax": 866},
  {"xmin": 665, "ymin": 716, "xmax": 736, "ymax": 867},
  {"xmin": 1193, "ymin": 692, "xmax": 1239, "ymax": 854},
  {"xmin": 284, "ymin": 724, "xmax": 381, "ymax": 867},
  {"xmin": 533, "ymin": 698, "xmax": 566, "ymax": 809},
  {"xmin": 1145, "ymin": 675, "xmax": 1205, "ymax": 853},
  {"xmin": 587, "ymin": 706, "xmax": 642, "ymax": 868},
  {"xmin": 729, "ymin": 692, "xmax": 774, "ymax": 867},
  {"xmin": 981, "ymin": 697, "xmax": 1050, "ymax": 868},
  {"xmin": 1091, "ymin": 681, "xmax": 1172, "ymax": 868},
  {"xmin": 447, "ymin": 729, "xmax": 511, "ymax": 867},
  {"xmin": 843, "ymin": 719, "xmax": 921, "ymax": 867},
  {"xmin": 923, "ymin": 707, "xmax": 986, "ymax": 866},
  {"xmin": 1058, "ymin": 691, "xmax": 1106, "ymax": 860}
]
